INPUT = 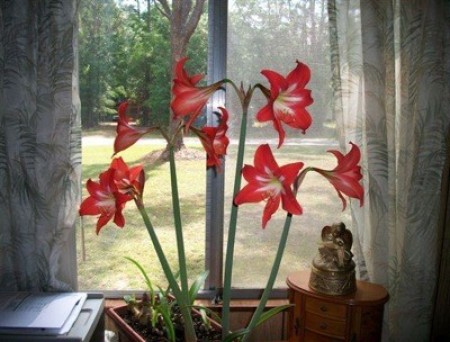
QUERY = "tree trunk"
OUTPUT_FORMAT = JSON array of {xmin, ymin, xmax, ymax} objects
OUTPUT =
[
  {"xmin": 156, "ymin": 0, "xmax": 207, "ymax": 152},
  {"xmin": 169, "ymin": 36, "xmax": 187, "ymax": 151}
]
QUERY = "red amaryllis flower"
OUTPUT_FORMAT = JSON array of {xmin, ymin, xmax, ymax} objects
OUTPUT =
[
  {"xmin": 79, "ymin": 168, "xmax": 131, "ymax": 234},
  {"xmin": 171, "ymin": 57, "xmax": 223, "ymax": 131},
  {"xmin": 312, "ymin": 142, "xmax": 364, "ymax": 210},
  {"xmin": 256, "ymin": 61, "xmax": 314, "ymax": 148},
  {"xmin": 114, "ymin": 102, "xmax": 153, "ymax": 154},
  {"xmin": 212, "ymin": 107, "xmax": 230, "ymax": 159},
  {"xmin": 110, "ymin": 157, "xmax": 145, "ymax": 198},
  {"xmin": 199, "ymin": 126, "xmax": 221, "ymax": 168},
  {"xmin": 193, "ymin": 107, "xmax": 230, "ymax": 170},
  {"xmin": 234, "ymin": 144, "xmax": 303, "ymax": 228},
  {"xmin": 205, "ymin": 107, "xmax": 230, "ymax": 168}
]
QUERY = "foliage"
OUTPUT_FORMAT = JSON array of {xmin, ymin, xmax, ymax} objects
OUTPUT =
[
  {"xmin": 123, "ymin": 257, "xmax": 219, "ymax": 341},
  {"xmin": 79, "ymin": 0, "xmax": 122, "ymax": 127},
  {"xmin": 78, "ymin": 1, "xmax": 208, "ymax": 128}
]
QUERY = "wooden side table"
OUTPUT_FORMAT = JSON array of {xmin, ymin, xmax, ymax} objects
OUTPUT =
[{"xmin": 287, "ymin": 270, "xmax": 388, "ymax": 342}]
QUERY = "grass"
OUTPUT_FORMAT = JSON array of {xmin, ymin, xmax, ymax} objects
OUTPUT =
[{"xmin": 77, "ymin": 129, "xmax": 351, "ymax": 291}]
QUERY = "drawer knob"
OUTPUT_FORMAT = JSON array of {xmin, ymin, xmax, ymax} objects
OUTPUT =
[
  {"xmin": 320, "ymin": 322, "xmax": 328, "ymax": 330},
  {"xmin": 320, "ymin": 305, "xmax": 328, "ymax": 312}
]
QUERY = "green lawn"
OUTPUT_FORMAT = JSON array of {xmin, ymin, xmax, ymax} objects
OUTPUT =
[{"xmin": 77, "ymin": 131, "xmax": 351, "ymax": 291}]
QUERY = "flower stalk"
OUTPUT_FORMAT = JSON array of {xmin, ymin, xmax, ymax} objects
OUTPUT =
[
  {"xmin": 135, "ymin": 199, "xmax": 197, "ymax": 342},
  {"xmin": 241, "ymin": 214, "xmax": 293, "ymax": 342},
  {"xmin": 168, "ymin": 144, "xmax": 189, "ymax": 303},
  {"xmin": 221, "ymin": 81, "xmax": 252, "ymax": 337}
]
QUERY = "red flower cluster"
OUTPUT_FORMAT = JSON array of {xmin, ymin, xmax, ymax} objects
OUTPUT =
[
  {"xmin": 80, "ymin": 57, "xmax": 364, "ymax": 231},
  {"xmin": 79, "ymin": 157, "xmax": 144, "ymax": 233}
]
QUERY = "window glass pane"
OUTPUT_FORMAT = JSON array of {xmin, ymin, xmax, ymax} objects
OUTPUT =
[
  {"xmin": 226, "ymin": 0, "xmax": 351, "ymax": 288},
  {"xmin": 77, "ymin": 1, "xmax": 208, "ymax": 290}
]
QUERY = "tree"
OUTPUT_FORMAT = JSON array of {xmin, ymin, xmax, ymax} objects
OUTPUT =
[
  {"xmin": 79, "ymin": 0, "xmax": 122, "ymax": 127},
  {"xmin": 154, "ymin": 0, "xmax": 207, "ymax": 150},
  {"xmin": 78, "ymin": 0, "xmax": 207, "ymax": 134}
]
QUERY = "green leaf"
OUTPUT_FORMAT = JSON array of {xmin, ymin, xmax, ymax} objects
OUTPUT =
[
  {"xmin": 123, "ymin": 294, "xmax": 136, "ymax": 305},
  {"xmin": 223, "ymin": 328, "xmax": 248, "ymax": 342},
  {"xmin": 124, "ymin": 256, "xmax": 154, "ymax": 300},
  {"xmin": 188, "ymin": 270, "xmax": 209, "ymax": 305},
  {"xmin": 156, "ymin": 298, "xmax": 176, "ymax": 342},
  {"xmin": 222, "ymin": 304, "xmax": 293, "ymax": 342},
  {"xmin": 256, "ymin": 304, "xmax": 293, "ymax": 325},
  {"xmin": 198, "ymin": 307, "xmax": 210, "ymax": 329},
  {"xmin": 191, "ymin": 304, "xmax": 222, "ymax": 325}
]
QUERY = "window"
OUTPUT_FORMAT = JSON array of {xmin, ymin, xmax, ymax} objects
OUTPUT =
[
  {"xmin": 223, "ymin": 0, "xmax": 350, "ymax": 289},
  {"xmin": 77, "ymin": 0, "xmax": 352, "ymax": 293},
  {"xmin": 77, "ymin": 0, "xmax": 209, "ymax": 291}
]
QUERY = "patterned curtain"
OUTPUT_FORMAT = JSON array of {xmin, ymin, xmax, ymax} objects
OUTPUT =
[
  {"xmin": 0, "ymin": 0, "xmax": 81, "ymax": 291},
  {"xmin": 329, "ymin": 0, "xmax": 450, "ymax": 340}
]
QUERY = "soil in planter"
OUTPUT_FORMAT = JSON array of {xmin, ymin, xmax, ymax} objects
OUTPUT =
[{"xmin": 122, "ymin": 308, "xmax": 222, "ymax": 342}]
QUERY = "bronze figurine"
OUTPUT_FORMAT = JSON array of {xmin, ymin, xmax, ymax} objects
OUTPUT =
[{"xmin": 309, "ymin": 222, "xmax": 356, "ymax": 295}]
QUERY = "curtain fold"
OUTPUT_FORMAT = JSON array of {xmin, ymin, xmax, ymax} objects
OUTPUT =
[
  {"xmin": 330, "ymin": 0, "xmax": 450, "ymax": 340},
  {"xmin": 0, "ymin": 0, "xmax": 81, "ymax": 291}
]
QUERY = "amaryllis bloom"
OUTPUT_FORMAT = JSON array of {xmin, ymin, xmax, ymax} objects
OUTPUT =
[
  {"xmin": 201, "ymin": 107, "xmax": 230, "ymax": 169},
  {"xmin": 313, "ymin": 142, "xmax": 364, "ymax": 210},
  {"xmin": 234, "ymin": 144, "xmax": 303, "ymax": 228},
  {"xmin": 213, "ymin": 107, "xmax": 230, "ymax": 157},
  {"xmin": 171, "ymin": 57, "xmax": 223, "ymax": 131},
  {"xmin": 114, "ymin": 101, "xmax": 153, "ymax": 154},
  {"xmin": 256, "ymin": 61, "xmax": 314, "ymax": 148},
  {"xmin": 110, "ymin": 157, "xmax": 145, "ymax": 198},
  {"xmin": 199, "ymin": 126, "xmax": 221, "ymax": 168},
  {"xmin": 79, "ymin": 168, "xmax": 131, "ymax": 234}
]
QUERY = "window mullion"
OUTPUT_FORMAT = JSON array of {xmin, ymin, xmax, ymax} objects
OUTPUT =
[{"xmin": 204, "ymin": 0, "xmax": 228, "ymax": 291}]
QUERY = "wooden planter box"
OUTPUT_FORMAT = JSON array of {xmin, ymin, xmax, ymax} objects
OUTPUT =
[{"xmin": 107, "ymin": 304, "xmax": 222, "ymax": 342}]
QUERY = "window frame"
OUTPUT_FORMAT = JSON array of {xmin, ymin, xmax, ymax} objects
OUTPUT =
[{"xmin": 202, "ymin": 0, "xmax": 288, "ymax": 300}]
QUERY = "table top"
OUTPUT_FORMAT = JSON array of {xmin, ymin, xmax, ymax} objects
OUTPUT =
[{"xmin": 287, "ymin": 270, "xmax": 389, "ymax": 306}]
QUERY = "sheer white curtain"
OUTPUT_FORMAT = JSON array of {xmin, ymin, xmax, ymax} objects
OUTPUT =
[
  {"xmin": 0, "ymin": 0, "xmax": 81, "ymax": 291},
  {"xmin": 330, "ymin": 0, "xmax": 450, "ymax": 340}
]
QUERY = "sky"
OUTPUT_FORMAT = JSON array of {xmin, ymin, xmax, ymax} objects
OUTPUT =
[{"xmin": 115, "ymin": 0, "xmax": 147, "ymax": 9}]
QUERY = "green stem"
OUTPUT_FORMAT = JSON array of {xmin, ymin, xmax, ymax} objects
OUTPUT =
[
  {"xmin": 241, "ymin": 214, "xmax": 293, "ymax": 342},
  {"xmin": 222, "ymin": 107, "xmax": 248, "ymax": 339},
  {"xmin": 137, "ymin": 203, "xmax": 196, "ymax": 342},
  {"xmin": 167, "ymin": 146, "xmax": 197, "ymax": 342},
  {"xmin": 168, "ymin": 146, "xmax": 189, "ymax": 301}
]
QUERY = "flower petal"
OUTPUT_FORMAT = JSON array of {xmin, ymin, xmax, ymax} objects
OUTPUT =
[
  {"xmin": 254, "ymin": 144, "xmax": 279, "ymax": 173},
  {"xmin": 262, "ymin": 196, "xmax": 281, "ymax": 229}
]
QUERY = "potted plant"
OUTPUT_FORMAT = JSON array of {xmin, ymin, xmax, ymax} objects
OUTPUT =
[
  {"xmin": 107, "ymin": 258, "xmax": 222, "ymax": 341},
  {"xmin": 80, "ymin": 57, "xmax": 364, "ymax": 341}
]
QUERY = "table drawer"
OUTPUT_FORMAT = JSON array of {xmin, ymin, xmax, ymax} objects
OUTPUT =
[
  {"xmin": 304, "ymin": 329, "xmax": 345, "ymax": 341},
  {"xmin": 305, "ymin": 297, "xmax": 347, "ymax": 320},
  {"xmin": 305, "ymin": 311, "xmax": 346, "ymax": 338}
]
